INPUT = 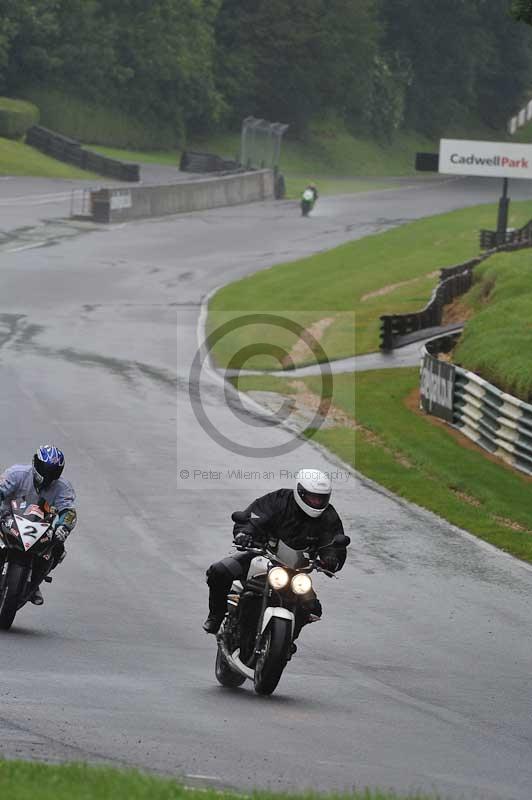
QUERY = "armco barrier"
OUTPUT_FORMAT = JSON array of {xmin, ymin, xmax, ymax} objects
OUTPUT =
[
  {"xmin": 26, "ymin": 125, "xmax": 140, "ymax": 182},
  {"xmin": 88, "ymin": 169, "xmax": 274, "ymax": 223},
  {"xmin": 420, "ymin": 334, "xmax": 532, "ymax": 476},
  {"xmin": 479, "ymin": 219, "xmax": 532, "ymax": 250},
  {"xmin": 381, "ymin": 220, "xmax": 532, "ymax": 351},
  {"xmin": 380, "ymin": 258, "xmax": 481, "ymax": 351}
]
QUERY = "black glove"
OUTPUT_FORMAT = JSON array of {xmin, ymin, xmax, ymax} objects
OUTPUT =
[
  {"xmin": 234, "ymin": 532, "xmax": 255, "ymax": 548},
  {"xmin": 319, "ymin": 555, "xmax": 339, "ymax": 573},
  {"xmin": 54, "ymin": 525, "xmax": 70, "ymax": 544}
]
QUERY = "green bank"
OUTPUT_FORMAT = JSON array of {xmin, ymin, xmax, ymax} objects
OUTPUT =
[
  {"xmin": 0, "ymin": 137, "xmax": 99, "ymax": 179},
  {"xmin": 454, "ymin": 249, "xmax": 532, "ymax": 401},
  {"xmin": 0, "ymin": 760, "xmax": 434, "ymax": 800}
]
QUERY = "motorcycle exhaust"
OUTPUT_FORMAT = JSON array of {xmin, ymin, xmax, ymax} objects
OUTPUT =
[{"xmin": 217, "ymin": 636, "xmax": 254, "ymax": 680}]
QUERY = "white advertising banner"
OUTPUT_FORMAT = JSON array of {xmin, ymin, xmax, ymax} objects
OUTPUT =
[{"xmin": 439, "ymin": 139, "xmax": 532, "ymax": 180}]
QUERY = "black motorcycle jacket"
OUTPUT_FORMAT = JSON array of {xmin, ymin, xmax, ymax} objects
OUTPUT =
[{"xmin": 233, "ymin": 488, "xmax": 349, "ymax": 571}]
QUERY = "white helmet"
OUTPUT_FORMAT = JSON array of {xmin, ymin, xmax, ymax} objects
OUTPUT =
[{"xmin": 294, "ymin": 468, "xmax": 331, "ymax": 518}]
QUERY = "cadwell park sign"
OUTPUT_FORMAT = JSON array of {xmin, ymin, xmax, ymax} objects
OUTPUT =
[{"xmin": 439, "ymin": 139, "xmax": 532, "ymax": 180}]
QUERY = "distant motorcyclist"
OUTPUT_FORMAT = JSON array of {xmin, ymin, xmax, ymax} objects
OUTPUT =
[
  {"xmin": 305, "ymin": 182, "xmax": 318, "ymax": 202},
  {"xmin": 0, "ymin": 446, "xmax": 77, "ymax": 605},
  {"xmin": 204, "ymin": 469, "xmax": 349, "ymax": 645}
]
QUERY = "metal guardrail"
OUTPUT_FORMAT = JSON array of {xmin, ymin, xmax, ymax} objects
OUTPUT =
[
  {"xmin": 479, "ymin": 219, "xmax": 532, "ymax": 250},
  {"xmin": 26, "ymin": 125, "xmax": 139, "ymax": 181},
  {"xmin": 381, "ymin": 219, "xmax": 532, "ymax": 351},
  {"xmin": 380, "ymin": 258, "xmax": 481, "ymax": 351},
  {"xmin": 420, "ymin": 335, "xmax": 532, "ymax": 476}
]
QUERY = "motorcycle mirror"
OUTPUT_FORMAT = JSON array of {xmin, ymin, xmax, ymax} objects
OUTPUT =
[
  {"xmin": 334, "ymin": 534, "xmax": 351, "ymax": 547},
  {"xmin": 231, "ymin": 511, "xmax": 250, "ymax": 524}
]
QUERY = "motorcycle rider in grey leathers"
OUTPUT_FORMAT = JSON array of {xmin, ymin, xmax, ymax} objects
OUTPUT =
[{"xmin": 0, "ymin": 445, "xmax": 77, "ymax": 605}]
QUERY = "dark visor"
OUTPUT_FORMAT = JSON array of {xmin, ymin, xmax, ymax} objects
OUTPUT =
[
  {"xmin": 38, "ymin": 463, "xmax": 63, "ymax": 484},
  {"xmin": 298, "ymin": 484, "xmax": 330, "ymax": 509}
]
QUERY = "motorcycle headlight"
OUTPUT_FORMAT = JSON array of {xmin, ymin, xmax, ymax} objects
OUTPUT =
[
  {"xmin": 291, "ymin": 573, "xmax": 312, "ymax": 595},
  {"xmin": 268, "ymin": 567, "xmax": 290, "ymax": 590}
]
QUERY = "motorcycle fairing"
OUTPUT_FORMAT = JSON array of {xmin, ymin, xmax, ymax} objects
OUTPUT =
[
  {"xmin": 13, "ymin": 516, "xmax": 51, "ymax": 551},
  {"xmin": 247, "ymin": 555, "xmax": 269, "ymax": 580},
  {"xmin": 270, "ymin": 540, "xmax": 309, "ymax": 570},
  {"xmin": 11, "ymin": 503, "xmax": 53, "ymax": 551}
]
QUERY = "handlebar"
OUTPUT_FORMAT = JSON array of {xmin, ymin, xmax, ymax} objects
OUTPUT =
[
  {"xmin": 313, "ymin": 563, "xmax": 337, "ymax": 579},
  {"xmin": 232, "ymin": 544, "xmax": 337, "ymax": 576},
  {"xmin": 233, "ymin": 545, "xmax": 266, "ymax": 555}
]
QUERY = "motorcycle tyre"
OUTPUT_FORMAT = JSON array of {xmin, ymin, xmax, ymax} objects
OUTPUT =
[
  {"xmin": 0, "ymin": 563, "xmax": 26, "ymax": 630},
  {"xmin": 215, "ymin": 644, "xmax": 246, "ymax": 688},
  {"xmin": 254, "ymin": 617, "xmax": 292, "ymax": 696}
]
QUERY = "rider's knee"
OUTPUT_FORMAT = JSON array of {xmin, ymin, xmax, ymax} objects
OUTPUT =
[{"xmin": 206, "ymin": 561, "xmax": 233, "ymax": 590}]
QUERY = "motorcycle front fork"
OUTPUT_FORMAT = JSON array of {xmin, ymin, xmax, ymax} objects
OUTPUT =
[
  {"xmin": 254, "ymin": 586, "xmax": 272, "ymax": 655},
  {"xmin": 0, "ymin": 558, "xmax": 7, "ymax": 592}
]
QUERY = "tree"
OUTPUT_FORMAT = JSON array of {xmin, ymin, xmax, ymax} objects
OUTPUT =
[
  {"xmin": 474, "ymin": 0, "xmax": 532, "ymax": 129},
  {"xmin": 378, "ymin": 0, "xmax": 532, "ymax": 137},
  {"xmin": 215, "ymin": 0, "xmax": 380, "ymax": 135},
  {"xmin": 214, "ymin": 0, "xmax": 257, "ymax": 126},
  {"xmin": 318, "ymin": 0, "xmax": 380, "ymax": 132},
  {"xmin": 104, "ymin": 0, "xmax": 222, "ymax": 135},
  {"xmin": 0, "ymin": 0, "xmax": 61, "ymax": 93},
  {"xmin": 511, "ymin": 0, "xmax": 532, "ymax": 23}
]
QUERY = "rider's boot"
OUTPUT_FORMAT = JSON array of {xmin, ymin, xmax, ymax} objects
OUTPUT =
[
  {"xmin": 204, "ymin": 563, "xmax": 233, "ymax": 634},
  {"xmin": 203, "ymin": 614, "xmax": 224, "ymax": 634},
  {"xmin": 30, "ymin": 587, "xmax": 44, "ymax": 605}
]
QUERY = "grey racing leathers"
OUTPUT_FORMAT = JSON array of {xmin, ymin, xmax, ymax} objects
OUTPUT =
[{"xmin": 0, "ymin": 462, "xmax": 77, "ymax": 545}]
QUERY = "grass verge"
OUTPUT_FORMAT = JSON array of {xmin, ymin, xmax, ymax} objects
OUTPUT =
[
  {"xmin": 0, "ymin": 760, "xmax": 434, "ymax": 800},
  {"xmin": 208, "ymin": 201, "xmax": 532, "ymax": 369},
  {"xmin": 233, "ymin": 369, "xmax": 532, "ymax": 564},
  {"xmin": 21, "ymin": 88, "xmax": 180, "ymax": 150},
  {"xmin": 0, "ymin": 137, "xmax": 99, "ymax": 179},
  {"xmin": 453, "ymin": 249, "xmax": 532, "ymax": 402}
]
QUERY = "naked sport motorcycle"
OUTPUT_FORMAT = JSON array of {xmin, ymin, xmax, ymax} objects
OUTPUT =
[
  {"xmin": 301, "ymin": 188, "xmax": 316, "ymax": 217},
  {"xmin": 214, "ymin": 512, "xmax": 337, "ymax": 695},
  {"xmin": 0, "ymin": 498, "xmax": 58, "ymax": 629}
]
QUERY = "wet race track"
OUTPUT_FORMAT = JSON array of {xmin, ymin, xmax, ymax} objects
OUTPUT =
[{"xmin": 1, "ymin": 174, "xmax": 532, "ymax": 799}]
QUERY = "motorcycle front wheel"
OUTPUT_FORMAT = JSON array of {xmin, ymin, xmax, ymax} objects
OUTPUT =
[
  {"xmin": 254, "ymin": 617, "xmax": 292, "ymax": 696},
  {"xmin": 0, "ymin": 563, "xmax": 26, "ymax": 630},
  {"xmin": 215, "ymin": 645, "xmax": 246, "ymax": 688}
]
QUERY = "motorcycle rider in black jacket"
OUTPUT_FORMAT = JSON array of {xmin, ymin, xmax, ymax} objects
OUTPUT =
[{"xmin": 203, "ymin": 469, "xmax": 350, "ymax": 642}]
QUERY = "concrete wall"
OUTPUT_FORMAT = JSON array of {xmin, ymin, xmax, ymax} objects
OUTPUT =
[{"xmin": 89, "ymin": 169, "xmax": 275, "ymax": 223}]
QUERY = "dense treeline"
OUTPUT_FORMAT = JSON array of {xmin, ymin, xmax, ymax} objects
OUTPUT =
[
  {"xmin": 512, "ymin": 0, "xmax": 532, "ymax": 24},
  {"xmin": 0, "ymin": 0, "xmax": 531, "ymax": 144}
]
